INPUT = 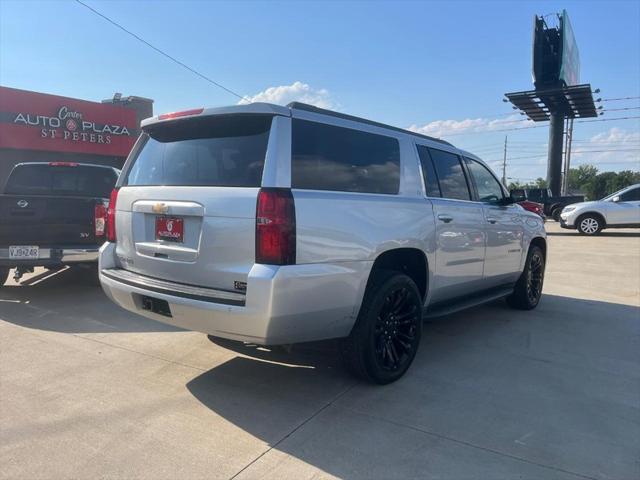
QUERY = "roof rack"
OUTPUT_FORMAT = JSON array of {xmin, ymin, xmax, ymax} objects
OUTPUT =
[{"xmin": 287, "ymin": 102, "xmax": 452, "ymax": 146}]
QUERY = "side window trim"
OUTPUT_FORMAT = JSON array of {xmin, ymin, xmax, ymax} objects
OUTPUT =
[
  {"xmin": 415, "ymin": 144, "xmax": 442, "ymax": 198},
  {"xmin": 461, "ymin": 156, "xmax": 480, "ymax": 202}
]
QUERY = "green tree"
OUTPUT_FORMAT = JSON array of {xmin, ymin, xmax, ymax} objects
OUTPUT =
[
  {"xmin": 534, "ymin": 177, "xmax": 547, "ymax": 189},
  {"xmin": 584, "ymin": 170, "xmax": 640, "ymax": 200},
  {"xmin": 567, "ymin": 164, "xmax": 598, "ymax": 191}
]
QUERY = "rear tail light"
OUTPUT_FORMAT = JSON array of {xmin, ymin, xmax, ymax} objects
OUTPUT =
[
  {"xmin": 256, "ymin": 188, "xmax": 296, "ymax": 265},
  {"xmin": 107, "ymin": 188, "xmax": 119, "ymax": 242},
  {"xmin": 94, "ymin": 202, "xmax": 107, "ymax": 237}
]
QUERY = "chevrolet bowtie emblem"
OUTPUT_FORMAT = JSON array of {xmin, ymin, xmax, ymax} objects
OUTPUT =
[{"xmin": 152, "ymin": 202, "xmax": 168, "ymax": 214}]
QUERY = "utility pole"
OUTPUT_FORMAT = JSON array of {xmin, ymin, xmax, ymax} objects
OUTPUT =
[
  {"xmin": 562, "ymin": 118, "xmax": 574, "ymax": 195},
  {"xmin": 502, "ymin": 136, "xmax": 508, "ymax": 186}
]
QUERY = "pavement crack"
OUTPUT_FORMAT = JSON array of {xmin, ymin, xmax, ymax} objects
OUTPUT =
[
  {"xmin": 228, "ymin": 381, "xmax": 357, "ymax": 480},
  {"xmin": 70, "ymin": 333, "xmax": 208, "ymax": 373},
  {"xmin": 342, "ymin": 407, "xmax": 600, "ymax": 480}
]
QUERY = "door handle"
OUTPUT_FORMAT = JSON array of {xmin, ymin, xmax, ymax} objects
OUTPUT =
[
  {"xmin": 486, "ymin": 217, "xmax": 498, "ymax": 224},
  {"xmin": 437, "ymin": 214, "xmax": 453, "ymax": 223}
]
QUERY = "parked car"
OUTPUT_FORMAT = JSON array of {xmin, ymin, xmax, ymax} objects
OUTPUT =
[
  {"xmin": 510, "ymin": 187, "xmax": 583, "ymax": 221},
  {"xmin": 560, "ymin": 183, "xmax": 640, "ymax": 235},
  {"xmin": 0, "ymin": 162, "xmax": 119, "ymax": 286},
  {"xmin": 518, "ymin": 200, "xmax": 545, "ymax": 219},
  {"xmin": 99, "ymin": 102, "xmax": 547, "ymax": 384}
]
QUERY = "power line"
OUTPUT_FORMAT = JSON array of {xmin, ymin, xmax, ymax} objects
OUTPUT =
[
  {"xmin": 442, "ymin": 116, "xmax": 640, "ymax": 137},
  {"xmin": 604, "ymin": 107, "xmax": 640, "ymax": 112},
  {"xmin": 74, "ymin": 0, "xmax": 249, "ymax": 102},
  {"xmin": 602, "ymin": 96, "xmax": 640, "ymax": 102}
]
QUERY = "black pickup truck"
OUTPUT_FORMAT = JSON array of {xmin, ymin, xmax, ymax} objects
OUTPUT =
[
  {"xmin": 0, "ymin": 162, "xmax": 119, "ymax": 285},
  {"xmin": 510, "ymin": 187, "xmax": 584, "ymax": 221}
]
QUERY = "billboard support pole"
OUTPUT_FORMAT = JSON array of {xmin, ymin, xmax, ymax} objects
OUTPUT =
[{"xmin": 547, "ymin": 110, "xmax": 565, "ymax": 196}]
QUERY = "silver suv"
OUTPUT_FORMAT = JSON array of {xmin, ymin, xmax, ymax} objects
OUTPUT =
[{"xmin": 99, "ymin": 102, "xmax": 547, "ymax": 383}]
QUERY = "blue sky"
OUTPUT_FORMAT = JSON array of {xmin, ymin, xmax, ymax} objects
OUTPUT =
[{"xmin": 1, "ymin": 0, "xmax": 639, "ymax": 182}]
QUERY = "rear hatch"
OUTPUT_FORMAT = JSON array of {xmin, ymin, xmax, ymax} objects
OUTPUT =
[
  {"xmin": 0, "ymin": 164, "xmax": 116, "ymax": 247},
  {"xmin": 114, "ymin": 114, "xmax": 273, "ymax": 292}
]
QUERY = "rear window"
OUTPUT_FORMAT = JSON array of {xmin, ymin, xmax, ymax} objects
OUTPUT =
[
  {"xmin": 291, "ymin": 119, "xmax": 400, "ymax": 194},
  {"xmin": 4, "ymin": 165, "xmax": 117, "ymax": 198},
  {"xmin": 124, "ymin": 115, "xmax": 272, "ymax": 187}
]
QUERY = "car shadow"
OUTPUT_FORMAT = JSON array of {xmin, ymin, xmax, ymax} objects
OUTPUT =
[
  {"xmin": 185, "ymin": 294, "xmax": 639, "ymax": 479},
  {"xmin": 0, "ymin": 266, "xmax": 182, "ymax": 333},
  {"xmin": 547, "ymin": 230, "xmax": 640, "ymax": 237}
]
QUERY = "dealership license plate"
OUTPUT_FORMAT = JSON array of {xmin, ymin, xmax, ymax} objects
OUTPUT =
[
  {"xmin": 155, "ymin": 217, "xmax": 184, "ymax": 243},
  {"xmin": 9, "ymin": 245, "xmax": 39, "ymax": 259}
]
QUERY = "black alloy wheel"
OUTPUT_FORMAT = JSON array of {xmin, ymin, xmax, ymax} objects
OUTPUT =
[
  {"xmin": 507, "ymin": 245, "xmax": 545, "ymax": 310},
  {"xmin": 374, "ymin": 285, "xmax": 420, "ymax": 372},
  {"xmin": 526, "ymin": 249, "xmax": 544, "ymax": 305},
  {"xmin": 341, "ymin": 271, "xmax": 423, "ymax": 384}
]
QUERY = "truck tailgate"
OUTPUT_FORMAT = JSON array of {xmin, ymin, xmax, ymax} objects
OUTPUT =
[{"xmin": 0, "ymin": 195, "xmax": 104, "ymax": 246}]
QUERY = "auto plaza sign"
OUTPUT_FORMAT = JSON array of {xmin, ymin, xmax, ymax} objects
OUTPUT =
[{"xmin": 0, "ymin": 86, "xmax": 137, "ymax": 157}]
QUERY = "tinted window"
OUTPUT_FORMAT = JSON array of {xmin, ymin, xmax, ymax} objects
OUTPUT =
[
  {"xmin": 428, "ymin": 148, "xmax": 470, "ymax": 200},
  {"xmin": 4, "ymin": 165, "xmax": 117, "ymax": 198},
  {"xmin": 416, "ymin": 145, "xmax": 441, "ymax": 197},
  {"xmin": 125, "ymin": 115, "xmax": 272, "ymax": 187},
  {"xmin": 291, "ymin": 119, "xmax": 400, "ymax": 194},
  {"xmin": 465, "ymin": 158, "xmax": 505, "ymax": 203},
  {"xmin": 620, "ymin": 187, "xmax": 640, "ymax": 201}
]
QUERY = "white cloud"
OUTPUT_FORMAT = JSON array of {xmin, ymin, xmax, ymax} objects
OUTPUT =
[
  {"xmin": 572, "ymin": 127, "xmax": 640, "ymax": 168},
  {"xmin": 238, "ymin": 81, "xmax": 336, "ymax": 109},
  {"xmin": 407, "ymin": 114, "xmax": 529, "ymax": 138}
]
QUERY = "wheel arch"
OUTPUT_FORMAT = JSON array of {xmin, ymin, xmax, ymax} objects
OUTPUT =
[
  {"xmin": 529, "ymin": 236, "xmax": 547, "ymax": 258},
  {"xmin": 577, "ymin": 211, "xmax": 607, "ymax": 228},
  {"xmin": 367, "ymin": 248, "xmax": 428, "ymax": 300}
]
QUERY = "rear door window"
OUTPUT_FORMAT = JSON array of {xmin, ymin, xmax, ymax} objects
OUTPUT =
[
  {"xmin": 416, "ymin": 145, "xmax": 442, "ymax": 197},
  {"xmin": 427, "ymin": 148, "xmax": 471, "ymax": 201},
  {"xmin": 124, "ymin": 115, "xmax": 272, "ymax": 187},
  {"xmin": 291, "ymin": 119, "xmax": 400, "ymax": 194}
]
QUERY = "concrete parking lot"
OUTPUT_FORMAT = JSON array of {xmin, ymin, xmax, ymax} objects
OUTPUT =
[{"xmin": 1, "ymin": 222, "xmax": 639, "ymax": 480}]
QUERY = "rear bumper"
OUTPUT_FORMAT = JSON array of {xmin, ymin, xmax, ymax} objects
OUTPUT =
[
  {"xmin": 0, "ymin": 246, "xmax": 100, "ymax": 267},
  {"xmin": 98, "ymin": 242, "xmax": 371, "ymax": 345}
]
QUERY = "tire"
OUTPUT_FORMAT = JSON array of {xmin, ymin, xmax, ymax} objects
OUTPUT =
[
  {"xmin": 507, "ymin": 245, "xmax": 545, "ymax": 310},
  {"xmin": 577, "ymin": 214, "xmax": 603, "ymax": 235},
  {"xmin": 0, "ymin": 267, "xmax": 10, "ymax": 287},
  {"xmin": 340, "ymin": 271, "xmax": 423, "ymax": 384},
  {"xmin": 551, "ymin": 207, "xmax": 562, "ymax": 222}
]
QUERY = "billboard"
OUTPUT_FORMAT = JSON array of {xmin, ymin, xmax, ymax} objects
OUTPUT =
[
  {"xmin": 0, "ymin": 86, "xmax": 137, "ymax": 157},
  {"xmin": 532, "ymin": 10, "xmax": 581, "ymax": 89},
  {"xmin": 559, "ymin": 9, "xmax": 580, "ymax": 86}
]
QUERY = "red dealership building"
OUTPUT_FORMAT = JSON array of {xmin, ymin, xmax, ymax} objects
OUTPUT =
[{"xmin": 0, "ymin": 86, "xmax": 153, "ymax": 186}]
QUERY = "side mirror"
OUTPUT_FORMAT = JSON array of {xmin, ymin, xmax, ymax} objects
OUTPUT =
[
  {"xmin": 510, "ymin": 190, "xmax": 525, "ymax": 203},
  {"xmin": 612, "ymin": 195, "xmax": 621, "ymax": 202}
]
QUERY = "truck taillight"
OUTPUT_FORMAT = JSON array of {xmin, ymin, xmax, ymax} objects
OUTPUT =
[
  {"xmin": 107, "ymin": 188, "xmax": 119, "ymax": 242},
  {"xmin": 255, "ymin": 188, "xmax": 296, "ymax": 265},
  {"xmin": 95, "ymin": 202, "xmax": 107, "ymax": 237}
]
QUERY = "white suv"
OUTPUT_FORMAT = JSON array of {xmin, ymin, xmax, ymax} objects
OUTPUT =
[
  {"xmin": 560, "ymin": 184, "xmax": 640, "ymax": 235},
  {"xmin": 99, "ymin": 102, "xmax": 547, "ymax": 383}
]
